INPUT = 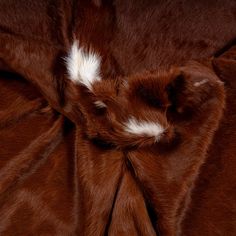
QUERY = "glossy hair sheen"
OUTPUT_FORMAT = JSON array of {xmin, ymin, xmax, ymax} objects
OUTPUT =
[{"xmin": 0, "ymin": 0, "xmax": 236, "ymax": 235}]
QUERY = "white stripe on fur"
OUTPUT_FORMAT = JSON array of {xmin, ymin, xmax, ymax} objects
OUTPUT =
[
  {"xmin": 66, "ymin": 41, "xmax": 101, "ymax": 90},
  {"xmin": 124, "ymin": 117, "xmax": 165, "ymax": 141},
  {"xmin": 194, "ymin": 79, "xmax": 208, "ymax": 87},
  {"xmin": 94, "ymin": 100, "xmax": 107, "ymax": 108}
]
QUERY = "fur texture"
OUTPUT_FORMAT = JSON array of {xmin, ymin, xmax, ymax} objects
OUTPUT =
[
  {"xmin": 66, "ymin": 41, "xmax": 101, "ymax": 89},
  {"xmin": 123, "ymin": 117, "xmax": 165, "ymax": 141},
  {"xmin": 0, "ymin": 0, "xmax": 236, "ymax": 236}
]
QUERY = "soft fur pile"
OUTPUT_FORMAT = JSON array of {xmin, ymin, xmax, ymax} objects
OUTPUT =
[{"xmin": 0, "ymin": 0, "xmax": 236, "ymax": 236}]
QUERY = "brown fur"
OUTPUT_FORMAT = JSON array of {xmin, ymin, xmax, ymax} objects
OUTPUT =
[
  {"xmin": 70, "ymin": 61, "xmax": 225, "ymax": 235},
  {"xmin": 0, "ymin": 0, "xmax": 236, "ymax": 235}
]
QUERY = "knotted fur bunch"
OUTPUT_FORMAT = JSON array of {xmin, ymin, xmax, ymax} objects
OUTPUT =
[
  {"xmin": 65, "ymin": 51, "xmax": 225, "ymax": 150},
  {"xmin": 63, "ymin": 44, "xmax": 225, "ymax": 234}
]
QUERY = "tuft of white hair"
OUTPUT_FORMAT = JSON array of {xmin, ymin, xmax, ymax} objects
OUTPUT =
[
  {"xmin": 194, "ymin": 79, "xmax": 208, "ymax": 87},
  {"xmin": 66, "ymin": 41, "xmax": 101, "ymax": 90},
  {"xmin": 94, "ymin": 100, "xmax": 107, "ymax": 108},
  {"xmin": 123, "ymin": 117, "xmax": 165, "ymax": 141}
]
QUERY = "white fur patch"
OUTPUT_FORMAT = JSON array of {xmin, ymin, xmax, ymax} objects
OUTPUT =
[
  {"xmin": 123, "ymin": 117, "xmax": 165, "ymax": 141},
  {"xmin": 66, "ymin": 41, "xmax": 101, "ymax": 90},
  {"xmin": 194, "ymin": 79, "xmax": 208, "ymax": 87},
  {"xmin": 94, "ymin": 100, "xmax": 107, "ymax": 108}
]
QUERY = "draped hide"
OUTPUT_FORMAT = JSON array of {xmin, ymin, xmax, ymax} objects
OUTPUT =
[{"xmin": 0, "ymin": 1, "xmax": 236, "ymax": 235}]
